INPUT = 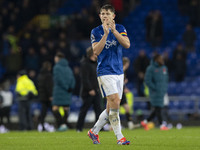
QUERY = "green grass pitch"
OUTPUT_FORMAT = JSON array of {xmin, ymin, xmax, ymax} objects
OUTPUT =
[{"xmin": 0, "ymin": 127, "xmax": 200, "ymax": 150}]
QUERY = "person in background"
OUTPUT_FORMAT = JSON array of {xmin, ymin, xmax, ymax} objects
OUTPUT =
[
  {"xmin": 133, "ymin": 50, "xmax": 150, "ymax": 96},
  {"xmin": 76, "ymin": 46, "xmax": 101, "ymax": 132},
  {"xmin": 182, "ymin": 24, "xmax": 196, "ymax": 52},
  {"xmin": 15, "ymin": 70, "xmax": 38, "ymax": 130},
  {"xmin": 146, "ymin": 10, "xmax": 163, "ymax": 46},
  {"xmin": 141, "ymin": 54, "xmax": 169, "ymax": 131},
  {"xmin": 37, "ymin": 61, "xmax": 53, "ymax": 131},
  {"xmin": 172, "ymin": 43, "xmax": 187, "ymax": 82},
  {"xmin": 120, "ymin": 57, "xmax": 135, "ymax": 129},
  {"xmin": 72, "ymin": 65, "xmax": 81, "ymax": 97},
  {"xmin": 163, "ymin": 51, "xmax": 173, "ymax": 80},
  {"xmin": 52, "ymin": 52, "xmax": 75, "ymax": 131},
  {"xmin": 0, "ymin": 83, "xmax": 13, "ymax": 131}
]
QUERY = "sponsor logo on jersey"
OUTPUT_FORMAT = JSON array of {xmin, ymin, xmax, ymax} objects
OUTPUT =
[{"xmin": 105, "ymin": 40, "xmax": 117, "ymax": 49}]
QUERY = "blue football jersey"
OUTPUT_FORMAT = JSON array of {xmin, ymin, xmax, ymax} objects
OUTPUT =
[{"xmin": 91, "ymin": 24, "xmax": 128, "ymax": 77}]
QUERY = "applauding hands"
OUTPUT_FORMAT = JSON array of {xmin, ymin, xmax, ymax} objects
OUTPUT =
[{"xmin": 103, "ymin": 17, "xmax": 116, "ymax": 35}]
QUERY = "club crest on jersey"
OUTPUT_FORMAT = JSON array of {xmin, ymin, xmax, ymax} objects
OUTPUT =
[{"xmin": 105, "ymin": 40, "xmax": 117, "ymax": 49}]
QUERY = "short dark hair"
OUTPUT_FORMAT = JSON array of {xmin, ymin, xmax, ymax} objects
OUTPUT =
[
  {"xmin": 100, "ymin": 4, "xmax": 115, "ymax": 14},
  {"xmin": 153, "ymin": 54, "xmax": 161, "ymax": 61},
  {"xmin": 55, "ymin": 52, "xmax": 65, "ymax": 59},
  {"xmin": 86, "ymin": 46, "xmax": 93, "ymax": 58},
  {"xmin": 17, "ymin": 70, "xmax": 27, "ymax": 76},
  {"xmin": 42, "ymin": 61, "xmax": 52, "ymax": 70}
]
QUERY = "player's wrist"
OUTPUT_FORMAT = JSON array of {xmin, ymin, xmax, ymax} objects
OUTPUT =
[
  {"xmin": 103, "ymin": 33, "xmax": 108, "ymax": 37},
  {"xmin": 111, "ymin": 29, "xmax": 117, "ymax": 34}
]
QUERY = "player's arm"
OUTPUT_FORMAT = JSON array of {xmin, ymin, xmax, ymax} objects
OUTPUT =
[
  {"xmin": 92, "ymin": 20, "xmax": 110, "ymax": 56},
  {"xmin": 112, "ymin": 30, "xmax": 130, "ymax": 49},
  {"xmin": 109, "ymin": 20, "xmax": 130, "ymax": 49},
  {"xmin": 92, "ymin": 34, "xmax": 108, "ymax": 56}
]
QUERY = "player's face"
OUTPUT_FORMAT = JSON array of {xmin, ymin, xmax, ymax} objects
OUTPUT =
[{"xmin": 99, "ymin": 9, "xmax": 115, "ymax": 24}]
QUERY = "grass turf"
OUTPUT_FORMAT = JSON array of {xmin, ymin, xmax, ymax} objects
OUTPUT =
[{"xmin": 0, "ymin": 127, "xmax": 200, "ymax": 150}]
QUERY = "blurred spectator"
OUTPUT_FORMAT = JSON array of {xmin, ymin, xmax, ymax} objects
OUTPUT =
[
  {"xmin": 58, "ymin": 41, "xmax": 71, "ymax": 61},
  {"xmin": 77, "ymin": 8, "xmax": 91, "ymax": 38},
  {"xmin": 172, "ymin": 44, "xmax": 187, "ymax": 82},
  {"xmin": 34, "ymin": 36, "xmax": 45, "ymax": 52},
  {"xmin": 133, "ymin": 50, "xmax": 150, "ymax": 96},
  {"xmin": 2, "ymin": 25, "xmax": 18, "ymax": 56},
  {"xmin": 4, "ymin": 49, "xmax": 22, "ymax": 78},
  {"xmin": 163, "ymin": 51, "xmax": 173, "ymax": 78},
  {"xmin": 188, "ymin": 0, "xmax": 200, "ymax": 27},
  {"xmin": 25, "ymin": 47, "xmax": 39, "ymax": 71},
  {"xmin": 0, "ymin": 83, "xmax": 13, "ymax": 128},
  {"xmin": 123, "ymin": 0, "xmax": 141, "ymax": 14},
  {"xmin": 37, "ymin": 61, "xmax": 53, "ymax": 131},
  {"xmin": 52, "ymin": 52, "xmax": 75, "ymax": 131},
  {"xmin": 39, "ymin": 46, "xmax": 52, "ymax": 66},
  {"xmin": 20, "ymin": 32, "xmax": 33, "ymax": 52},
  {"xmin": 72, "ymin": 66, "xmax": 81, "ymax": 96},
  {"xmin": 178, "ymin": 0, "xmax": 190, "ymax": 15},
  {"xmin": 6, "ymin": 25, "xmax": 19, "ymax": 53},
  {"xmin": 28, "ymin": 69, "xmax": 37, "ymax": 87},
  {"xmin": 141, "ymin": 54, "xmax": 169, "ymax": 130},
  {"xmin": 182, "ymin": 24, "xmax": 196, "ymax": 52},
  {"xmin": 15, "ymin": 70, "xmax": 38, "ymax": 130},
  {"xmin": 146, "ymin": 10, "xmax": 163, "ymax": 47},
  {"xmin": 88, "ymin": 0, "xmax": 101, "ymax": 25},
  {"xmin": 46, "ymin": 40, "xmax": 56, "ymax": 59},
  {"xmin": 76, "ymin": 47, "xmax": 101, "ymax": 132},
  {"xmin": 121, "ymin": 57, "xmax": 135, "ymax": 129}
]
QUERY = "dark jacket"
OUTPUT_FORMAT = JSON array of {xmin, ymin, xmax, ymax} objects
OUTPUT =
[
  {"xmin": 182, "ymin": 30, "xmax": 196, "ymax": 47},
  {"xmin": 52, "ymin": 58, "xmax": 75, "ymax": 106},
  {"xmin": 134, "ymin": 55, "xmax": 150, "ymax": 74},
  {"xmin": 80, "ymin": 56, "xmax": 99, "ymax": 98},
  {"xmin": 37, "ymin": 68, "xmax": 53, "ymax": 101},
  {"xmin": 144, "ymin": 60, "xmax": 168, "ymax": 107}
]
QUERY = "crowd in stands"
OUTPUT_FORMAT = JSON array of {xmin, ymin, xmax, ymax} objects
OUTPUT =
[
  {"xmin": 0, "ymin": 0, "xmax": 200, "ymax": 131},
  {"xmin": 178, "ymin": 0, "xmax": 200, "ymax": 27},
  {"xmin": 0, "ymin": 0, "xmax": 199, "ymax": 93},
  {"xmin": 0, "ymin": 0, "xmax": 138, "ymax": 82}
]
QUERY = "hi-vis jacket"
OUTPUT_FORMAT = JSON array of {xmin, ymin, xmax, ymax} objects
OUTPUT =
[{"xmin": 15, "ymin": 75, "xmax": 38, "ymax": 100}]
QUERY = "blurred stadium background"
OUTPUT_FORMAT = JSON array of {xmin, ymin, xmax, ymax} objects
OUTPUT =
[{"xmin": 0, "ymin": 0, "xmax": 200, "ymax": 130}]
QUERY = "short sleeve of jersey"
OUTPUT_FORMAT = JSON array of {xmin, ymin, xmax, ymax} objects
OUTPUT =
[
  {"xmin": 91, "ymin": 28, "xmax": 101, "ymax": 44},
  {"xmin": 117, "ymin": 25, "xmax": 128, "ymax": 37}
]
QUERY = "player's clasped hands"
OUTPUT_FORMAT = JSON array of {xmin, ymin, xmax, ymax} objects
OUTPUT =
[
  {"xmin": 109, "ymin": 19, "xmax": 116, "ymax": 33},
  {"xmin": 103, "ymin": 18, "xmax": 116, "ymax": 35},
  {"xmin": 103, "ymin": 19, "xmax": 110, "ymax": 35}
]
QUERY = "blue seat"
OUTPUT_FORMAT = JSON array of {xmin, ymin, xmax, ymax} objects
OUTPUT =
[
  {"xmin": 10, "ymin": 102, "xmax": 18, "ymax": 115},
  {"xmin": 70, "ymin": 96, "xmax": 82, "ymax": 112}
]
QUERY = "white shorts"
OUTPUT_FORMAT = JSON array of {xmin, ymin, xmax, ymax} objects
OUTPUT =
[{"xmin": 97, "ymin": 74, "xmax": 124, "ymax": 99}]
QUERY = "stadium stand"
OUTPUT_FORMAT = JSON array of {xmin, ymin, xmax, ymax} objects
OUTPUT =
[{"xmin": 0, "ymin": 0, "xmax": 200, "ymax": 128}]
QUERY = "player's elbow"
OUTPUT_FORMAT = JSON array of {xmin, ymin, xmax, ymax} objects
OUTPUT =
[
  {"xmin": 93, "ymin": 50, "xmax": 99, "ymax": 56},
  {"xmin": 124, "ymin": 43, "xmax": 130, "ymax": 49}
]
